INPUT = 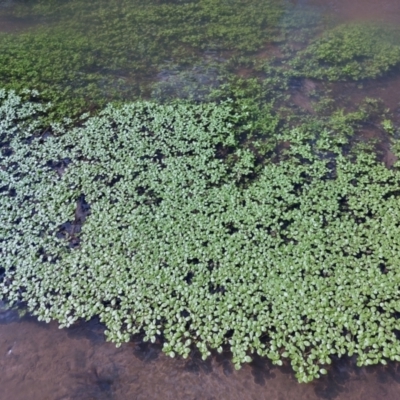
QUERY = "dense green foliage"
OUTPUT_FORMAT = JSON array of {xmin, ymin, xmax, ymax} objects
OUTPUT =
[
  {"xmin": 2, "ymin": 90, "xmax": 400, "ymax": 383},
  {"xmin": 0, "ymin": 0, "xmax": 285, "ymax": 117},
  {"xmin": 293, "ymin": 23, "xmax": 400, "ymax": 80}
]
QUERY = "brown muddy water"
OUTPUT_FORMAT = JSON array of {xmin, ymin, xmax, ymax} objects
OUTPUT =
[
  {"xmin": 0, "ymin": 16, "xmax": 35, "ymax": 32},
  {"xmin": 2, "ymin": 304, "xmax": 400, "ymax": 400},
  {"xmin": 319, "ymin": 0, "xmax": 400, "ymax": 24},
  {"xmin": 2, "ymin": 1, "xmax": 400, "ymax": 399}
]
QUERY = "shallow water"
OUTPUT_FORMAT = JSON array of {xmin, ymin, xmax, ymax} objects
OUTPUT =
[
  {"xmin": 2, "ymin": 305, "xmax": 400, "ymax": 400},
  {"xmin": 1, "ymin": 0, "xmax": 400, "ymax": 398},
  {"xmin": 316, "ymin": 0, "xmax": 400, "ymax": 23}
]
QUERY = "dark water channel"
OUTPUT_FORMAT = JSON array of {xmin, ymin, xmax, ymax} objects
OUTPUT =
[{"xmin": 2, "ymin": 0, "xmax": 400, "ymax": 399}]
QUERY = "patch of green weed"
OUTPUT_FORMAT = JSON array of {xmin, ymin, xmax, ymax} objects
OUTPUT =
[{"xmin": 292, "ymin": 23, "xmax": 400, "ymax": 80}]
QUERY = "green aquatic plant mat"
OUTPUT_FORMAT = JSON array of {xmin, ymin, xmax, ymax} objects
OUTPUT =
[
  {"xmin": 11, "ymin": 0, "xmax": 285, "ymax": 52},
  {"xmin": 292, "ymin": 23, "xmax": 400, "ymax": 80},
  {"xmin": 0, "ymin": 28, "xmax": 113, "ymax": 120},
  {"xmin": 2, "ymin": 90, "xmax": 400, "ymax": 383},
  {"xmin": 0, "ymin": 0, "xmax": 285, "ymax": 117}
]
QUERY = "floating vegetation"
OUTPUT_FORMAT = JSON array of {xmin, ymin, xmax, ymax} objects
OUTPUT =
[
  {"xmin": 293, "ymin": 23, "xmax": 400, "ymax": 80},
  {"xmin": 2, "ymin": 89, "xmax": 400, "ymax": 383}
]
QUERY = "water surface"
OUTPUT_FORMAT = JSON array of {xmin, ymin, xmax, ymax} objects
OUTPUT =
[{"xmin": 2, "ymin": 305, "xmax": 400, "ymax": 400}]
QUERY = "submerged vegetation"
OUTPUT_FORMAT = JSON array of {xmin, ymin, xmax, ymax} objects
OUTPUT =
[
  {"xmin": 293, "ymin": 23, "xmax": 400, "ymax": 80},
  {"xmin": 0, "ymin": 0, "xmax": 285, "ymax": 117},
  {"xmin": 1, "ymin": 0, "xmax": 400, "ymax": 118},
  {"xmin": 1, "ymin": 0, "xmax": 400, "ymax": 385}
]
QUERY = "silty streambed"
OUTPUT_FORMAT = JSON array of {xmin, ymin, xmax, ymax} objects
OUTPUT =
[{"xmin": 2, "ymin": 304, "xmax": 400, "ymax": 400}]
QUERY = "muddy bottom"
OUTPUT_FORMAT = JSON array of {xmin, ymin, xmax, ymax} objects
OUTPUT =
[
  {"xmin": 1, "ymin": 306, "xmax": 400, "ymax": 400},
  {"xmin": 317, "ymin": 0, "xmax": 400, "ymax": 24}
]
